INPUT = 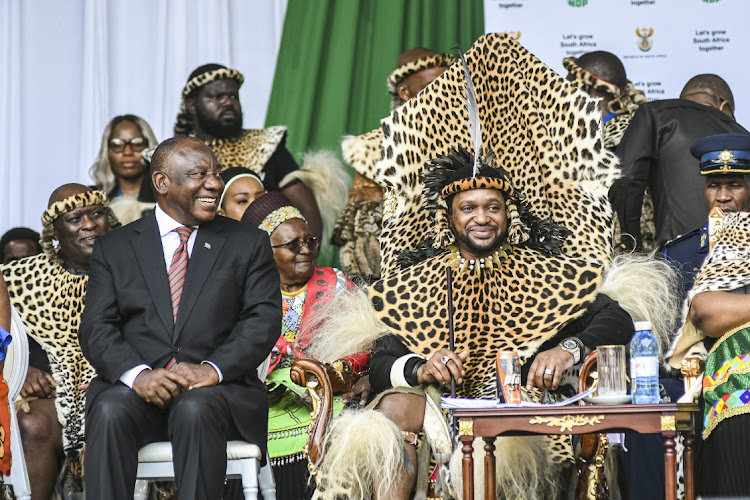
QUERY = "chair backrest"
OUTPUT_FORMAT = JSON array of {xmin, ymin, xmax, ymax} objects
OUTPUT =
[{"xmin": 5, "ymin": 309, "xmax": 29, "ymax": 401}]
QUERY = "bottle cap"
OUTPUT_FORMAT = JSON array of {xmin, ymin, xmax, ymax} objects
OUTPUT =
[{"xmin": 633, "ymin": 320, "xmax": 652, "ymax": 331}]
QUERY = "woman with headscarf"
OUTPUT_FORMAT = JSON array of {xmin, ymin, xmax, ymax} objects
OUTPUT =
[{"xmin": 242, "ymin": 192, "xmax": 370, "ymax": 500}]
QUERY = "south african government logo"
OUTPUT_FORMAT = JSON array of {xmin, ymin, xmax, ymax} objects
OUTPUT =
[
  {"xmin": 568, "ymin": 0, "xmax": 588, "ymax": 6},
  {"xmin": 636, "ymin": 27, "xmax": 654, "ymax": 52}
]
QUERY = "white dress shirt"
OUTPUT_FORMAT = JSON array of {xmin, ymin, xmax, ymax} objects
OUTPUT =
[{"xmin": 119, "ymin": 205, "xmax": 223, "ymax": 388}]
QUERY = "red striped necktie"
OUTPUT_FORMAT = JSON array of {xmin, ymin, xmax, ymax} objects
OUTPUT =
[{"xmin": 168, "ymin": 226, "xmax": 194, "ymax": 322}]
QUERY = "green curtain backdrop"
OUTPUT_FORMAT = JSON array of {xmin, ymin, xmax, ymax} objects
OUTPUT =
[{"xmin": 265, "ymin": 0, "xmax": 485, "ymax": 160}]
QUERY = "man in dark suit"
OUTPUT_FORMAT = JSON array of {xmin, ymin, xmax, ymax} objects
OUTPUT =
[{"xmin": 79, "ymin": 137, "xmax": 281, "ymax": 500}]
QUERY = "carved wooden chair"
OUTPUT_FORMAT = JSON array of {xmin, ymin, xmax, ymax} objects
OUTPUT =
[{"xmin": 289, "ymin": 358, "xmax": 358, "ymax": 467}]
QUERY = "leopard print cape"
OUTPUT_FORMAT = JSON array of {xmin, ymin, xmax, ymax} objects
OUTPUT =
[{"xmin": 1, "ymin": 253, "xmax": 94, "ymax": 457}]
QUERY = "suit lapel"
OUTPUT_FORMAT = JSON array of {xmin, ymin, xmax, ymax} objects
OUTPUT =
[
  {"xmin": 173, "ymin": 219, "xmax": 226, "ymax": 342},
  {"xmin": 132, "ymin": 214, "xmax": 174, "ymax": 336}
]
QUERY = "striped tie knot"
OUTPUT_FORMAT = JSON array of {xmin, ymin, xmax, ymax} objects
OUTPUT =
[{"xmin": 175, "ymin": 226, "xmax": 194, "ymax": 243}]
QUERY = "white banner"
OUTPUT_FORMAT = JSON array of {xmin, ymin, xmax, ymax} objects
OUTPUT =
[{"xmin": 484, "ymin": 0, "xmax": 747, "ymax": 124}]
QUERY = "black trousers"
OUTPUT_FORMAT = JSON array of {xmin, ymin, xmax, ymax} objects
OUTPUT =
[{"xmin": 84, "ymin": 383, "xmax": 242, "ymax": 500}]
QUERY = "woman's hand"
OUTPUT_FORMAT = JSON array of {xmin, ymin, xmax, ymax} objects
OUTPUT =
[
  {"xmin": 417, "ymin": 349, "xmax": 469, "ymax": 387},
  {"xmin": 526, "ymin": 346, "xmax": 575, "ymax": 391}
]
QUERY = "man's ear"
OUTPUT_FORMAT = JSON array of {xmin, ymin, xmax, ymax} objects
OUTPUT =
[
  {"xmin": 397, "ymin": 82, "xmax": 411, "ymax": 103},
  {"xmin": 185, "ymin": 97, "xmax": 197, "ymax": 116},
  {"xmin": 719, "ymin": 100, "xmax": 735, "ymax": 119},
  {"xmin": 152, "ymin": 170, "xmax": 169, "ymax": 196}
]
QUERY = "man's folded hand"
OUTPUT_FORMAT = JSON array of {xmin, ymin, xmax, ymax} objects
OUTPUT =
[
  {"xmin": 132, "ymin": 368, "xmax": 188, "ymax": 409},
  {"xmin": 172, "ymin": 362, "xmax": 220, "ymax": 390}
]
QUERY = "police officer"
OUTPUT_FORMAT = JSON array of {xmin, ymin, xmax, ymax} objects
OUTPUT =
[{"xmin": 663, "ymin": 133, "xmax": 750, "ymax": 299}]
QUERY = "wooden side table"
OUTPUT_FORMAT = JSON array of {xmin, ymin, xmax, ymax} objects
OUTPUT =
[{"xmin": 454, "ymin": 403, "xmax": 699, "ymax": 500}]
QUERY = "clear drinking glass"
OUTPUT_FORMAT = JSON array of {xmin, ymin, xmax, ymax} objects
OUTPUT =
[{"xmin": 596, "ymin": 345, "xmax": 627, "ymax": 397}]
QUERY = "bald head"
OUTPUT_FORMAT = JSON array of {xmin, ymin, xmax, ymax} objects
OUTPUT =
[
  {"xmin": 151, "ymin": 137, "xmax": 212, "ymax": 174},
  {"xmin": 681, "ymin": 74, "xmax": 735, "ymax": 117},
  {"xmin": 396, "ymin": 48, "xmax": 439, "ymax": 68},
  {"xmin": 575, "ymin": 51, "xmax": 627, "ymax": 89},
  {"xmin": 48, "ymin": 183, "xmax": 91, "ymax": 207}
]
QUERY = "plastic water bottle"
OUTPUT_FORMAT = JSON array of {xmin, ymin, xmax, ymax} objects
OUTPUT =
[{"xmin": 630, "ymin": 321, "xmax": 660, "ymax": 404}]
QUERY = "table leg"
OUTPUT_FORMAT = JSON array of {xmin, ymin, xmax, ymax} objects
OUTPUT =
[
  {"xmin": 461, "ymin": 434, "xmax": 474, "ymax": 500},
  {"xmin": 483, "ymin": 437, "xmax": 496, "ymax": 500},
  {"xmin": 663, "ymin": 432, "xmax": 677, "ymax": 500},
  {"xmin": 683, "ymin": 431, "xmax": 695, "ymax": 500}
]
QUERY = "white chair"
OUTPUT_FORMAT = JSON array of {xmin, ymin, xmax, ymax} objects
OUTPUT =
[
  {"xmin": 2, "ymin": 309, "xmax": 32, "ymax": 500},
  {"xmin": 134, "ymin": 356, "xmax": 277, "ymax": 500}
]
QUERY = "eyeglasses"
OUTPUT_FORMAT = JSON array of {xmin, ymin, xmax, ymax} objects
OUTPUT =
[
  {"xmin": 109, "ymin": 137, "xmax": 147, "ymax": 153},
  {"xmin": 271, "ymin": 236, "xmax": 320, "ymax": 253}
]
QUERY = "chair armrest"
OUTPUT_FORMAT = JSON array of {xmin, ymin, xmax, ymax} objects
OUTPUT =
[{"xmin": 680, "ymin": 354, "xmax": 705, "ymax": 399}]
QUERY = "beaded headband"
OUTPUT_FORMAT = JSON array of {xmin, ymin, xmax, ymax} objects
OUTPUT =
[
  {"xmin": 387, "ymin": 54, "xmax": 455, "ymax": 95},
  {"xmin": 258, "ymin": 206, "xmax": 306, "ymax": 236},
  {"xmin": 181, "ymin": 68, "xmax": 245, "ymax": 98}
]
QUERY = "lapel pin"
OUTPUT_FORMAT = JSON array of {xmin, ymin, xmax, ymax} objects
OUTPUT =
[{"xmin": 204, "ymin": 242, "xmax": 212, "ymax": 250}]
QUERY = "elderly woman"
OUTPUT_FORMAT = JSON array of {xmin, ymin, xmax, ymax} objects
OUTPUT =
[{"xmin": 242, "ymin": 192, "xmax": 369, "ymax": 500}]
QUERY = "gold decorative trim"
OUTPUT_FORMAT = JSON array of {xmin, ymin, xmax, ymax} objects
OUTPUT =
[
  {"xmin": 458, "ymin": 419, "xmax": 474, "ymax": 436},
  {"xmin": 701, "ymin": 167, "xmax": 750, "ymax": 175},
  {"xmin": 709, "ymin": 320, "xmax": 750, "ymax": 356},
  {"xmin": 661, "ymin": 415, "xmax": 676, "ymax": 431},
  {"xmin": 528, "ymin": 414, "xmax": 604, "ymax": 432}
]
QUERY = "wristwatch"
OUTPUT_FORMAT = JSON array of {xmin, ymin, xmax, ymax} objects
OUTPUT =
[{"xmin": 559, "ymin": 337, "xmax": 584, "ymax": 365}]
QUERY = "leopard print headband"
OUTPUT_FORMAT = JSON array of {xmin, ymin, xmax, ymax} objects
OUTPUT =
[
  {"xmin": 562, "ymin": 57, "xmax": 646, "ymax": 115},
  {"xmin": 181, "ymin": 67, "xmax": 245, "ymax": 98},
  {"xmin": 440, "ymin": 176, "xmax": 515, "ymax": 199},
  {"xmin": 387, "ymin": 54, "xmax": 455, "ymax": 95},
  {"xmin": 42, "ymin": 190, "xmax": 109, "ymax": 227}
]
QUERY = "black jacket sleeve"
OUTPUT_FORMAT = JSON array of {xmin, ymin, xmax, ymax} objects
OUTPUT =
[
  {"xmin": 610, "ymin": 105, "xmax": 658, "ymax": 251},
  {"xmin": 566, "ymin": 294, "xmax": 635, "ymax": 349},
  {"xmin": 369, "ymin": 335, "xmax": 425, "ymax": 394},
  {"xmin": 29, "ymin": 336, "xmax": 51, "ymax": 373}
]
